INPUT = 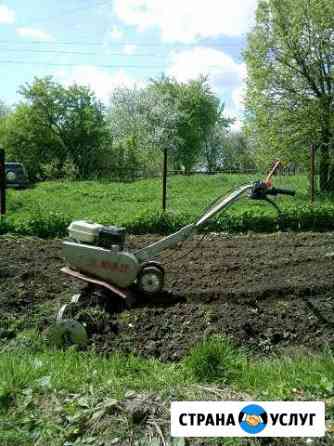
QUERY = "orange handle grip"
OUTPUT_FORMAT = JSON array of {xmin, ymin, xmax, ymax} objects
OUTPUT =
[{"xmin": 265, "ymin": 160, "xmax": 281, "ymax": 184}]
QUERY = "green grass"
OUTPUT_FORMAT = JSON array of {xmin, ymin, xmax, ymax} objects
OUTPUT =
[
  {"xmin": 184, "ymin": 336, "xmax": 247, "ymax": 384},
  {"xmin": 0, "ymin": 335, "xmax": 333, "ymax": 445},
  {"xmin": 2, "ymin": 174, "xmax": 334, "ymax": 237}
]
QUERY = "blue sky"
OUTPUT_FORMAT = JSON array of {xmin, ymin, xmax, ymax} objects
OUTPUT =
[{"xmin": 0, "ymin": 0, "xmax": 258, "ymax": 129}]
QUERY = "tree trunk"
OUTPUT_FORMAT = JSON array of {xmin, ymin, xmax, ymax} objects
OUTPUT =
[{"xmin": 319, "ymin": 144, "xmax": 329, "ymax": 192}]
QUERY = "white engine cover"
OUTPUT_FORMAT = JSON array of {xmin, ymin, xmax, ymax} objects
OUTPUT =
[{"xmin": 68, "ymin": 220, "xmax": 103, "ymax": 244}]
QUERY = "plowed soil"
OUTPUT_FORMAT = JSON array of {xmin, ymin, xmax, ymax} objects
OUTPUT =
[{"xmin": 1, "ymin": 232, "xmax": 334, "ymax": 360}]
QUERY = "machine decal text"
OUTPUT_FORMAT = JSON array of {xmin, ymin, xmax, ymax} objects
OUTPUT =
[{"xmin": 97, "ymin": 260, "xmax": 129, "ymax": 273}]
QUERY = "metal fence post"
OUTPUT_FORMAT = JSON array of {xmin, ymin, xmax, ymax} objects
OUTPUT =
[
  {"xmin": 162, "ymin": 148, "xmax": 167, "ymax": 211},
  {"xmin": 0, "ymin": 149, "xmax": 6, "ymax": 216},
  {"xmin": 310, "ymin": 144, "xmax": 315, "ymax": 206}
]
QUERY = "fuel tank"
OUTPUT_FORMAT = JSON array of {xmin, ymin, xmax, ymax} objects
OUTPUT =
[{"xmin": 63, "ymin": 241, "xmax": 140, "ymax": 288}]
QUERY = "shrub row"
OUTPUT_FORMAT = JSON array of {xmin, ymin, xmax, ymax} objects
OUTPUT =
[
  {"xmin": 1, "ymin": 205, "xmax": 334, "ymax": 238},
  {"xmin": 0, "ymin": 212, "xmax": 71, "ymax": 238}
]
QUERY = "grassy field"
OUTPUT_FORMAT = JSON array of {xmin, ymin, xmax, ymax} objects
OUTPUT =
[
  {"xmin": 1, "ymin": 334, "xmax": 334, "ymax": 445},
  {"xmin": 3, "ymin": 174, "xmax": 333, "ymax": 237}
]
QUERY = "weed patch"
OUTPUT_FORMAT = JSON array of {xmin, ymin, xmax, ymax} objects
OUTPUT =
[{"xmin": 184, "ymin": 336, "xmax": 247, "ymax": 384}]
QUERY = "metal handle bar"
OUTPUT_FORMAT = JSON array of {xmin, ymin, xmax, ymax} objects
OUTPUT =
[
  {"xmin": 135, "ymin": 183, "xmax": 254, "ymax": 261},
  {"xmin": 135, "ymin": 180, "xmax": 296, "ymax": 262},
  {"xmin": 195, "ymin": 184, "xmax": 254, "ymax": 227},
  {"xmin": 267, "ymin": 187, "xmax": 296, "ymax": 197}
]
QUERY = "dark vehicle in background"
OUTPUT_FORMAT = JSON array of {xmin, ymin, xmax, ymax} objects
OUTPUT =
[{"xmin": 5, "ymin": 162, "xmax": 29, "ymax": 189}]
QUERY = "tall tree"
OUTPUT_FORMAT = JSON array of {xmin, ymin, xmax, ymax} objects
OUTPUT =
[
  {"xmin": 203, "ymin": 113, "xmax": 232, "ymax": 172},
  {"xmin": 107, "ymin": 86, "xmax": 183, "ymax": 178},
  {"xmin": 18, "ymin": 77, "xmax": 110, "ymax": 178},
  {"xmin": 0, "ymin": 100, "xmax": 9, "ymax": 119},
  {"xmin": 152, "ymin": 76, "xmax": 222, "ymax": 173},
  {"xmin": 245, "ymin": 0, "xmax": 334, "ymax": 191},
  {"xmin": 222, "ymin": 131, "xmax": 257, "ymax": 171},
  {"xmin": 0, "ymin": 100, "xmax": 10, "ymax": 153},
  {"xmin": 0, "ymin": 103, "xmax": 56, "ymax": 179}
]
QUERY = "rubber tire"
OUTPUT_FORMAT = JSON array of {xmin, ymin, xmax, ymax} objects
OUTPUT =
[{"xmin": 137, "ymin": 266, "xmax": 164, "ymax": 296}]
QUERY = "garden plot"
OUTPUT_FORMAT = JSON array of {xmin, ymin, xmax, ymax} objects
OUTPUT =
[{"xmin": 1, "ymin": 232, "xmax": 334, "ymax": 360}]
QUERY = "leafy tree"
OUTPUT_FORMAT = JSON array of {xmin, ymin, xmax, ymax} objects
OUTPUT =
[
  {"xmin": 107, "ymin": 86, "xmax": 158, "ymax": 178},
  {"xmin": 0, "ymin": 103, "xmax": 55, "ymax": 179},
  {"xmin": 108, "ymin": 78, "xmax": 226, "ymax": 176},
  {"xmin": 245, "ymin": 0, "xmax": 334, "ymax": 191},
  {"xmin": 0, "ymin": 100, "xmax": 9, "ymax": 119},
  {"xmin": 107, "ymin": 86, "xmax": 183, "ymax": 178},
  {"xmin": 222, "ymin": 131, "xmax": 257, "ymax": 171},
  {"xmin": 0, "ymin": 100, "xmax": 10, "ymax": 153},
  {"xmin": 202, "ymin": 126, "xmax": 256, "ymax": 172},
  {"xmin": 16, "ymin": 77, "xmax": 110, "ymax": 179},
  {"xmin": 152, "ymin": 76, "xmax": 222, "ymax": 174},
  {"xmin": 203, "ymin": 115, "xmax": 233, "ymax": 172}
]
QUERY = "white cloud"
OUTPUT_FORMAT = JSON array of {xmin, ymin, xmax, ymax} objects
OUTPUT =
[
  {"xmin": 0, "ymin": 4, "xmax": 15, "ymax": 24},
  {"xmin": 16, "ymin": 27, "xmax": 53, "ymax": 41},
  {"xmin": 56, "ymin": 65, "xmax": 144, "ymax": 102},
  {"xmin": 168, "ymin": 47, "xmax": 246, "ymax": 91},
  {"xmin": 123, "ymin": 44, "xmax": 137, "ymax": 55},
  {"xmin": 114, "ymin": 0, "xmax": 257, "ymax": 42}
]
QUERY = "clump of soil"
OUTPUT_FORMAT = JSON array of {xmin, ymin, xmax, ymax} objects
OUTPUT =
[{"xmin": 1, "ymin": 232, "xmax": 334, "ymax": 360}]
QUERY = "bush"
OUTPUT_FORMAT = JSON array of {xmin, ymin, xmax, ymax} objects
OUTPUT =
[
  {"xmin": 0, "ymin": 212, "xmax": 70, "ymax": 238},
  {"xmin": 2, "ymin": 204, "xmax": 334, "ymax": 238},
  {"xmin": 125, "ymin": 210, "xmax": 192, "ymax": 234},
  {"xmin": 184, "ymin": 336, "xmax": 247, "ymax": 384},
  {"xmin": 42, "ymin": 160, "xmax": 79, "ymax": 181},
  {"xmin": 4, "ymin": 177, "xmax": 334, "ymax": 238}
]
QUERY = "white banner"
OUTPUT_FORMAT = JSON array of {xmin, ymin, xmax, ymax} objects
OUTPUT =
[{"xmin": 171, "ymin": 401, "xmax": 325, "ymax": 437}]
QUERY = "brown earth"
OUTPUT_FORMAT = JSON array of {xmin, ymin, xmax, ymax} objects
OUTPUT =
[{"xmin": 1, "ymin": 232, "xmax": 334, "ymax": 360}]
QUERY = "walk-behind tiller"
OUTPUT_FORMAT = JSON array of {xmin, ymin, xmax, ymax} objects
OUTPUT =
[{"xmin": 51, "ymin": 165, "xmax": 295, "ymax": 346}]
